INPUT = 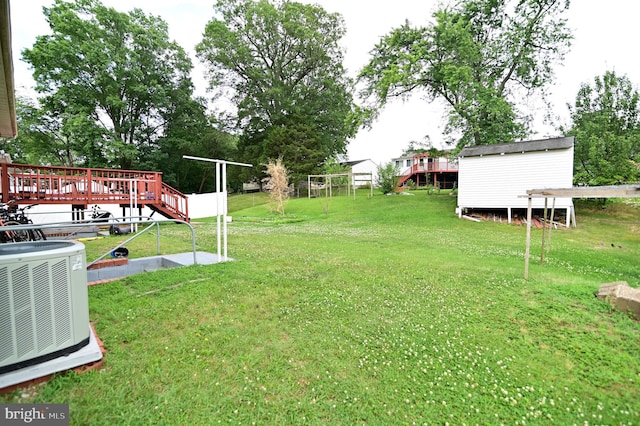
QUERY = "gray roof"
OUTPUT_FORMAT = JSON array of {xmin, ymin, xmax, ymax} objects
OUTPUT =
[
  {"xmin": 341, "ymin": 159, "xmax": 370, "ymax": 167},
  {"xmin": 458, "ymin": 136, "xmax": 574, "ymax": 158}
]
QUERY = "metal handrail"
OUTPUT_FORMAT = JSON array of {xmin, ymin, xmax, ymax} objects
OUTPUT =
[{"xmin": 0, "ymin": 216, "xmax": 197, "ymax": 267}]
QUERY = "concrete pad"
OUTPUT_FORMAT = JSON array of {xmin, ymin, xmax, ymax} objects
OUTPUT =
[
  {"xmin": 0, "ymin": 326, "xmax": 103, "ymax": 391},
  {"xmin": 162, "ymin": 251, "xmax": 226, "ymax": 266},
  {"xmin": 87, "ymin": 252, "xmax": 228, "ymax": 283}
]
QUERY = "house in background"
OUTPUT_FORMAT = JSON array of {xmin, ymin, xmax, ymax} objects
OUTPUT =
[
  {"xmin": 456, "ymin": 136, "xmax": 575, "ymax": 225},
  {"xmin": 392, "ymin": 151, "xmax": 458, "ymax": 189},
  {"xmin": 340, "ymin": 159, "xmax": 377, "ymax": 188}
]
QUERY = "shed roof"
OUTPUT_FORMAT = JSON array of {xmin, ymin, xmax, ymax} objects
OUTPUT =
[
  {"xmin": 458, "ymin": 136, "xmax": 574, "ymax": 158},
  {"xmin": 341, "ymin": 159, "xmax": 371, "ymax": 167},
  {"xmin": 526, "ymin": 185, "xmax": 640, "ymax": 198}
]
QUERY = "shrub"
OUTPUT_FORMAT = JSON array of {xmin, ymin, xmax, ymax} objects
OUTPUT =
[
  {"xmin": 405, "ymin": 178, "xmax": 416, "ymax": 190},
  {"xmin": 263, "ymin": 157, "xmax": 289, "ymax": 215},
  {"xmin": 376, "ymin": 162, "xmax": 400, "ymax": 194}
]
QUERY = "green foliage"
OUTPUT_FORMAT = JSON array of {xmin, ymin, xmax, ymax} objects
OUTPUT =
[
  {"xmin": 262, "ymin": 114, "xmax": 327, "ymax": 185},
  {"xmin": 425, "ymin": 182, "xmax": 441, "ymax": 194},
  {"xmin": 21, "ymin": 0, "xmax": 195, "ymax": 170},
  {"xmin": 565, "ymin": 71, "xmax": 640, "ymax": 185},
  {"xmin": 376, "ymin": 161, "xmax": 400, "ymax": 194},
  {"xmin": 404, "ymin": 178, "xmax": 416, "ymax": 190},
  {"xmin": 4, "ymin": 96, "xmax": 106, "ymax": 167},
  {"xmin": 322, "ymin": 157, "xmax": 349, "ymax": 187},
  {"xmin": 322, "ymin": 157, "xmax": 349, "ymax": 175},
  {"xmin": 359, "ymin": 0, "xmax": 572, "ymax": 149},
  {"xmin": 196, "ymin": 0, "xmax": 359, "ymax": 181},
  {"xmin": 154, "ymin": 96, "xmax": 239, "ymax": 193}
]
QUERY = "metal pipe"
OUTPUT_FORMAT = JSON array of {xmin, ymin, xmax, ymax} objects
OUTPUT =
[
  {"xmin": 1, "ymin": 216, "xmax": 196, "ymax": 267},
  {"xmin": 216, "ymin": 162, "xmax": 221, "ymax": 262},
  {"xmin": 223, "ymin": 162, "xmax": 228, "ymax": 261}
]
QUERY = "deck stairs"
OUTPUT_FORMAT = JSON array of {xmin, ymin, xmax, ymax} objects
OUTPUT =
[{"xmin": 0, "ymin": 163, "xmax": 189, "ymax": 222}]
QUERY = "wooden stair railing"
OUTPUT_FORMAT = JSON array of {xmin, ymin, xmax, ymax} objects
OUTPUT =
[
  {"xmin": 0, "ymin": 163, "xmax": 189, "ymax": 222},
  {"xmin": 152, "ymin": 182, "xmax": 189, "ymax": 222},
  {"xmin": 397, "ymin": 164, "xmax": 420, "ymax": 187}
]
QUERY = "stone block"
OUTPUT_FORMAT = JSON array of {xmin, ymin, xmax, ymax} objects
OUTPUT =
[
  {"xmin": 596, "ymin": 281, "xmax": 629, "ymax": 300},
  {"xmin": 597, "ymin": 281, "xmax": 640, "ymax": 320}
]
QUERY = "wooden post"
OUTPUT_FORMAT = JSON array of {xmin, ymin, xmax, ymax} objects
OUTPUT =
[
  {"xmin": 370, "ymin": 173, "xmax": 374, "ymax": 198},
  {"xmin": 86, "ymin": 168, "xmax": 92, "ymax": 204},
  {"xmin": 0, "ymin": 163, "xmax": 8, "ymax": 202},
  {"xmin": 524, "ymin": 196, "xmax": 532, "ymax": 280},
  {"xmin": 540, "ymin": 197, "xmax": 547, "ymax": 265},
  {"xmin": 547, "ymin": 197, "xmax": 556, "ymax": 253}
]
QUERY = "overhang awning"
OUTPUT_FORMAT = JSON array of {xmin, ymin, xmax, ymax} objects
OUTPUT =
[
  {"xmin": 526, "ymin": 185, "xmax": 640, "ymax": 198},
  {"xmin": 0, "ymin": 0, "xmax": 16, "ymax": 138},
  {"xmin": 523, "ymin": 185, "xmax": 640, "ymax": 279}
]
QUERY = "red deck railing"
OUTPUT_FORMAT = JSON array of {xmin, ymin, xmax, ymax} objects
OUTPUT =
[
  {"xmin": 397, "ymin": 154, "xmax": 458, "ymax": 187},
  {"xmin": 0, "ymin": 163, "xmax": 188, "ymax": 221}
]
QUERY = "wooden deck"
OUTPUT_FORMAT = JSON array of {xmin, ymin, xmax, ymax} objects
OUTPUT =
[
  {"xmin": 0, "ymin": 163, "xmax": 188, "ymax": 222},
  {"xmin": 397, "ymin": 153, "xmax": 458, "ymax": 189}
]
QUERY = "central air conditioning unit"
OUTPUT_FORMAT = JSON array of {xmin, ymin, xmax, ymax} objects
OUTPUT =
[{"xmin": 0, "ymin": 241, "xmax": 90, "ymax": 374}]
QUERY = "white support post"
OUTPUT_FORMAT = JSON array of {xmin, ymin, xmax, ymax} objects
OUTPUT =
[
  {"xmin": 222, "ymin": 162, "xmax": 228, "ymax": 262},
  {"xmin": 130, "ymin": 179, "xmax": 138, "ymax": 232},
  {"xmin": 182, "ymin": 155, "xmax": 252, "ymax": 263},
  {"xmin": 216, "ymin": 162, "xmax": 221, "ymax": 262}
]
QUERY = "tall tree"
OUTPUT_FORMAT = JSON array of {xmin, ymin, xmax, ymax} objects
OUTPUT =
[
  {"xmin": 196, "ymin": 0, "xmax": 358, "ymax": 181},
  {"xmin": 4, "ymin": 96, "xmax": 108, "ymax": 167},
  {"xmin": 565, "ymin": 71, "xmax": 640, "ymax": 185},
  {"xmin": 359, "ymin": 0, "xmax": 572, "ymax": 149},
  {"xmin": 154, "ymin": 94, "xmax": 239, "ymax": 193},
  {"xmin": 21, "ymin": 0, "xmax": 195, "ymax": 170}
]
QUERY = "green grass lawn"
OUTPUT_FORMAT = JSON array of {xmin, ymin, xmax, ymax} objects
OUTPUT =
[{"xmin": 3, "ymin": 192, "xmax": 639, "ymax": 425}]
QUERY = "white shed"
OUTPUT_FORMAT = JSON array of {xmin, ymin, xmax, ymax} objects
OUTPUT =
[
  {"xmin": 341, "ymin": 159, "xmax": 377, "ymax": 188},
  {"xmin": 456, "ymin": 136, "xmax": 575, "ymax": 225}
]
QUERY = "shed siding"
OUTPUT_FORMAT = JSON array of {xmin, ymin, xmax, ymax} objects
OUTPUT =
[
  {"xmin": 347, "ymin": 160, "xmax": 377, "ymax": 187},
  {"xmin": 458, "ymin": 147, "xmax": 573, "ymax": 210}
]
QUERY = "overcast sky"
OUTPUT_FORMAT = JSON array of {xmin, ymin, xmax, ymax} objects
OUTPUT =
[{"xmin": 10, "ymin": 0, "xmax": 640, "ymax": 164}]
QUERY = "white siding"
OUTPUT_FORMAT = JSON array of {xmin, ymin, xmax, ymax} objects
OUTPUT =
[
  {"xmin": 26, "ymin": 192, "xmax": 227, "ymax": 222},
  {"xmin": 350, "ymin": 160, "xmax": 377, "ymax": 187},
  {"xmin": 457, "ymin": 147, "xmax": 573, "ymax": 210}
]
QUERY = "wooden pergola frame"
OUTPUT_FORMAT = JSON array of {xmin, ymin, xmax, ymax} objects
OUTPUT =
[
  {"xmin": 523, "ymin": 185, "xmax": 640, "ymax": 279},
  {"xmin": 307, "ymin": 172, "xmax": 373, "ymax": 199}
]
